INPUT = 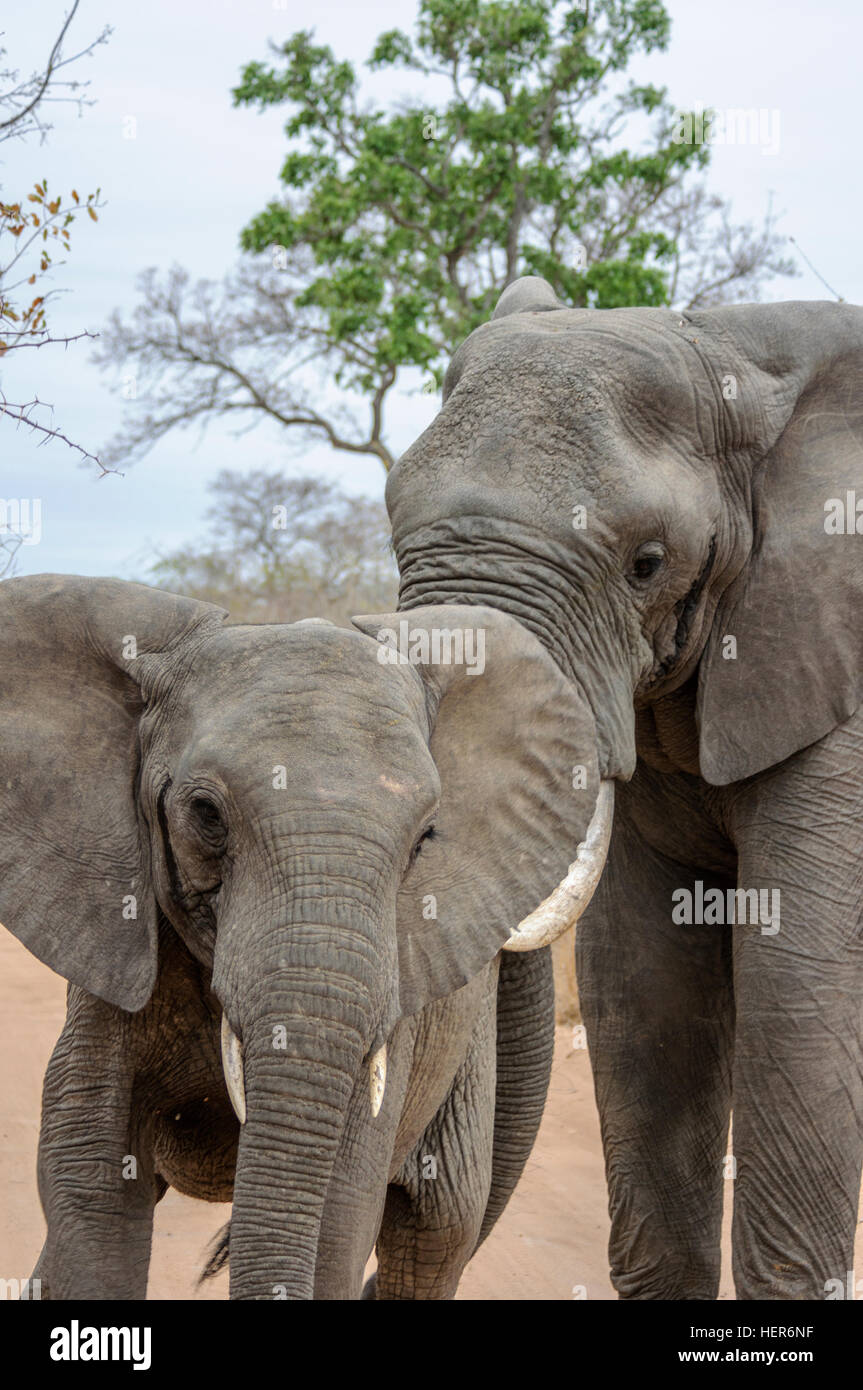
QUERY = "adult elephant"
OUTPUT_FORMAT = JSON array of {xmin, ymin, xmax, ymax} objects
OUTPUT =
[{"xmin": 386, "ymin": 276, "xmax": 863, "ymax": 1301}]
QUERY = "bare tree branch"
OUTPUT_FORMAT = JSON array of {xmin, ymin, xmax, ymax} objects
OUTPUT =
[
  {"xmin": 0, "ymin": 1, "xmax": 112, "ymax": 145},
  {"xmin": 150, "ymin": 469, "xmax": 398, "ymax": 624},
  {"xmin": 0, "ymin": 533, "xmax": 23, "ymax": 579},
  {"xmin": 94, "ymin": 260, "xmax": 399, "ymax": 472},
  {"xmin": 1, "ymin": 392, "xmax": 113, "ymax": 473}
]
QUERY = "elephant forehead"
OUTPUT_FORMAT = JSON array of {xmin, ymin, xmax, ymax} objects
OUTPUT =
[
  {"xmin": 172, "ymin": 623, "xmax": 427, "ymax": 735},
  {"xmin": 449, "ymin": 317, "xmax": 713, "ymax": 426},
  {"xmin": 188, "ymin": 622, "xmax": 392, "ymax": 681}
]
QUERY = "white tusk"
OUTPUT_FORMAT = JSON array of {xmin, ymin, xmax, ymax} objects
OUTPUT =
[
  {"xmin": 369, "ymin": 1043, "xmax": 387, "ymax": 1118},
  {"xmin": 503, "ymin": 780, "xmax": 614, "ymax": 952},
  {"xmin": 221, "ymin": 1014, "xmax": 247, "ymax": 1125}
]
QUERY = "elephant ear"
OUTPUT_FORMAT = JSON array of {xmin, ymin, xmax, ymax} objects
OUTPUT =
[
  {"xmin": 697, "ymin": 302, "xmax": 863, "ymax": 785},
  {"xmin": 352, "ymin": 605, "xmax": 599, "ymax": 1017},
  {"xmin": 0, "ymin": 575, "xmax": 226, "ymax": 1010}
]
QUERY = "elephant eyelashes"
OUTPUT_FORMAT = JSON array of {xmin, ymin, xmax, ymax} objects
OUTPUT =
[
  {"xmin": 409, "ymin": 823, "xmax": 436, "ymax": 865},
  {"xmin": 629, "ymin": 543, "xmax": 666, "ymax": 583}
]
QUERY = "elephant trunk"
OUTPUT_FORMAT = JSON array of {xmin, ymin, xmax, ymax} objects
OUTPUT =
[
  {"xmin": 394, "ymin": 514, "xmax": 646, "ymax": 778},
  {"xmin": 214, "ymin": 868, "xmax": 391, "ymax": 1300},
  {"xmin": 227, "ymin": 989, "xmax": 366, "ymax": 1300}
]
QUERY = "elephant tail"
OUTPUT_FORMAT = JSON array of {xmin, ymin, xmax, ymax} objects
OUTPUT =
[{"xmin": 199, "ymin": 1221, "xmax": 231, "ymax": 1283}]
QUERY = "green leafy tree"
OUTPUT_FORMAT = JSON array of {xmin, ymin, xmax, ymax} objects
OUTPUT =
[{"xmin": 98, "ymin": 0, "xmax": 794, "ymax": 473}]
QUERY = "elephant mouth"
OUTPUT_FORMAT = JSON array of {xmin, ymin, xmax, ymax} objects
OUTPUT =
[{"xmin": 643, "ymin": 534, "xmax": 717, "ymax": 693}]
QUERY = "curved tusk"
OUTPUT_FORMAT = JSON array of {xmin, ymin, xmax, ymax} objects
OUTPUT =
[
  {"xmin": 369, "ymin": 1043, "xmax": 387, "ymax": 1118},
  {"xmin": 221, "ymin": 1014, "xmax": 247, "ymax": 1125},
  {"xmin": 503, "ymin": 780, "xmax": 614, "ymax": 952}
]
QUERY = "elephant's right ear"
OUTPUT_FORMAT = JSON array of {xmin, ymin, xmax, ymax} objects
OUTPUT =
[{"xmin": 0, "ymin": 575, "xmax": 227, "ymax": 1010}]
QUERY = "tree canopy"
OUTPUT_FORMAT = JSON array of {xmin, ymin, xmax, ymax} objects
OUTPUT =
[{"xmin": 98, "ymin": 0, "xmax": 794, "ymax": 473}]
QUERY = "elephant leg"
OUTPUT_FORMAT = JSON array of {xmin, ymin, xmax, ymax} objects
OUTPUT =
[
  {"xmin": 36, "ymin": 988, "xmax": 159, "ymax": 1300},
  {"xmin": 577, "ymin": 810, "xmax": 735, "ymax": 1299},
  {"xmin": 372, "ymin": 987, "xmax": 497, "ymax": 1300},
  {"xmin": 25, "ymin": 1244, "xmax": 50, "ymax": 1300},
  {"xmin": 728, "ymin": 723, "xmax": 863, "ymax": 1300},
  {"xmin": 475, "ymin": 947, "xmax": 555, "ymax": 1248}
]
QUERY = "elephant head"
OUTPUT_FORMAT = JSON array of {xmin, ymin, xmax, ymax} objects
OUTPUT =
[
  {"xmin": 387, "ymin": 277, "xmax": 863, "ymax": 787},
  {"xmin": 0, "ymin": 576, "xmax": 600, "ymax": 1298}
]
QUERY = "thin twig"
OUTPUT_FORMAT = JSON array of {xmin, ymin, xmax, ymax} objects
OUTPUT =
[
  {"xmin": 1, "ymin": 392, "xmax": 118, "ymax": 474},
  {"xmin": 0, "ymin": 1, "xmax": 80, "ymax": 134},
  {"xmin": 788, "ymin": 237, "xmax": 844, "ymax": 302}
]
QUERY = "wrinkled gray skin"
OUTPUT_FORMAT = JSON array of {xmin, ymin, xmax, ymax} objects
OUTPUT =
[
  {"xmin": 0, "ymin": 577, "xmax": 597, "ymax": 1299},
  {"xmin": 388, "ymin": 277, "xmax": 863, "ymax": 1300}
]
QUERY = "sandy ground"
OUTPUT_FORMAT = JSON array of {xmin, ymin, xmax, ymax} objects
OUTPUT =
[{"xmin": 1, "ymin": 929, "xmax": 859, "ymax": 1300}]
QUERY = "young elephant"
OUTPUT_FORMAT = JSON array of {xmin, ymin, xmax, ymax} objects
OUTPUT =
[{"xmin": 0, "ymin": 575, "xmax": 603, "ymax": 1300}]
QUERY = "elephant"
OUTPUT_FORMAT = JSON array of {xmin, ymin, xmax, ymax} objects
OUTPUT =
[
  {"xmin": 386, "ymin": 276, "xmax": 863, "ymax": 1300},
  {"xmin": 0, "ymin": 574, "xmax": 603, "ymax": 1300}
]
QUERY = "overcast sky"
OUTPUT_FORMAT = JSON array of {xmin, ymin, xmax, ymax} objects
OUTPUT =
[{"xmin": 2, "ymin": 0, "xmax": 860, "ymax": 578}]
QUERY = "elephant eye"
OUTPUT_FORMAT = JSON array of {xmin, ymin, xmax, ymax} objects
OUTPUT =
[
  {"xmin": 410, "ymin": 823, "xmax": 436, "ymax": 865},
  {"xmin": 190, "ymin": 796, "xmax": 225, "ymax": 836},
  {"xmin": 630, "ymin": 542, "xmax": 666, "ymax": 583}
]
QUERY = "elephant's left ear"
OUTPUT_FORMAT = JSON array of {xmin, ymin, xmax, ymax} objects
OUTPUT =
[
  {"xmin": 353, "ymin": 605, "xmax": 600, "ymax": 1018},
  {"xmin": 697, "ymin": 302, "xmax": 863, "ymax": 785}
]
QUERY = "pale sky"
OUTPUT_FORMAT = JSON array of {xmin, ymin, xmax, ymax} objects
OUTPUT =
[{"xmin": 2, "ymin": 0, "xmax": 861, "ymax": 578}]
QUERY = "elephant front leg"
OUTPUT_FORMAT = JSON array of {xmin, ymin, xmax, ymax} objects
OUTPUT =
[
  {"xmin": 577, "ymin": 810, "xmax": 735, "ymax": 1300},
  {"xmin": 372, "ymin": 988, "xmax": 497, "ymax": 1300},
  {"xmin": 729, "ymin": 728, "xmax": 863, "ymax": 1300},
  {"xmin": 36, "ymin": 989, "xmax": 159, "ymax": 1300}
]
